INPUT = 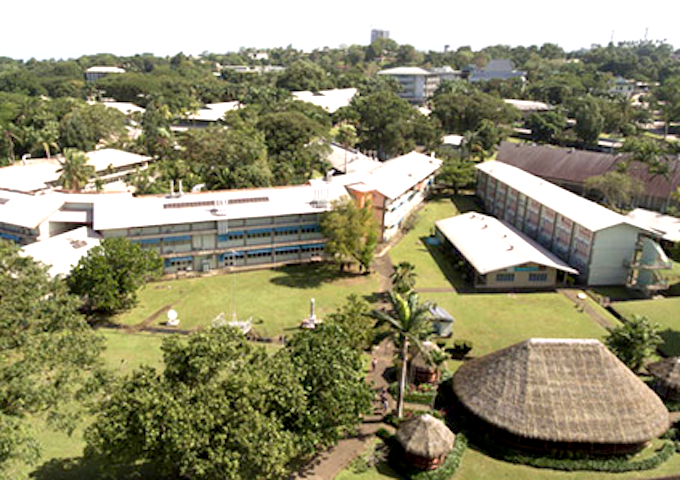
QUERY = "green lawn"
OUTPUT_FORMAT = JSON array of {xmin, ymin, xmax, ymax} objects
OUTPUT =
[
  {"xmin": 336, "ymin": 441, "xmax": 680, "ymax": 480},
  {"xmin": 423, "ymin": 292, "xmax": 610, "ymax": 358},
  {"xmin": 115, "ymin": 263, "xmax": 380, "ymax": 338},
  {"xmin": 611, "ymin": 297, "xmax": 680, "ymax": 356},
  {"xmin": 390, "ymin": 195, "xmax": 477, "ymax": 290}
]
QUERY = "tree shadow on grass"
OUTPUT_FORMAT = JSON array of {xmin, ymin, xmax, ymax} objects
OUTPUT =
[
  {"xmin": 269, "ymin": 262, "xmax": 360, "ymax": 289},
  {"xmin": 659, "ymin": 328, "xmax": 680, "ymax": 357},
  {"xmin": 30, "ymin": 456, "xmax": 158, "ymax": 480},
  {"xmin": 422, "ymin": 239, "xmax": 471, "ymax": 292}
]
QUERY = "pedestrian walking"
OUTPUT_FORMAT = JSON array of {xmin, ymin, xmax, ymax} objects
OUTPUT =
[{"xmin": 371, "ymin": 357, "xmax": 378, "ymax": 372}]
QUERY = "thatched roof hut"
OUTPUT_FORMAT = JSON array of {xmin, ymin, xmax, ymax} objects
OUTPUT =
[
  {"xmin": 453, "ymin": 339, "xmax": 669, "ymax": 454},
  {"xmin": 647, "ymin": 357, "xmax": 680, "ymax": 401},
  {"xmin": 410, "ymin": 341, "xmax": 442, "ymax": 384},
  {"xmin": 396, "ymin": 414, "xmax": 455, "ymax": 470}
]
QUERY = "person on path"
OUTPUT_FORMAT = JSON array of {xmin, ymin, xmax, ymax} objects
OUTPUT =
[
  {"xmin": 371, "ymin": 357, "xmax": 378, "ymax": 372},
  {"xmin": 380, "ymin": 388, "xmax": 389, "ymax": 414}
]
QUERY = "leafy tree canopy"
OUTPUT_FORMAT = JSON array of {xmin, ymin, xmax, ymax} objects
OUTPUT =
[{"xmin": 605, "ymin": 315, "xmax": 662, "ymax": 371}]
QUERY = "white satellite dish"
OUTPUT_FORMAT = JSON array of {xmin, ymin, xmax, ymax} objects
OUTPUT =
[
  {"xmin": 167, "ymin": 309, "xmax": 178, "ymax": 320},
  {"xmin": 167, "ymin": 309, "xmax": 180, "ymax": 326}
]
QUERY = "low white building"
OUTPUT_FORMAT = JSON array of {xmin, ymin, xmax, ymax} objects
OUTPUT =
[
  {"xmin": 293, "ymin": 88, "xmax": 357, "ymax": 113},
  {"xmin": 377, "ymin": 67, "xmax": 440, "ymax": 104},
  {"xmin": 85, "ymin": 66, "xmax": 125, "ymax": 83},
  {"xmin": 21, "ymin": 226, "xmax": 101, "ymax": 277}
]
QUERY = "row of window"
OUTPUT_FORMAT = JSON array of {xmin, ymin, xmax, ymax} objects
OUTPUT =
[{"xmin": 496, "ymin": 273, "xmax": 549, "ymax": 283}]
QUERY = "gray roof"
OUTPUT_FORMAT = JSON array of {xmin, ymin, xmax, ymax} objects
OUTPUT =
[{"xmin": 497, "ymin": 142, "xmax": 680, "ymax": 199}]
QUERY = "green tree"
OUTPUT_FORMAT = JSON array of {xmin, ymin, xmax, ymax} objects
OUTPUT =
[
  {"xmin": 0, "ymin": 240, "xmax": 103, "ymax": 473},
  {"xmin": 325, "ymin": 294, "xmax": 375, "ymax": 351},
  {"xmin": 59, "ymin": 103, "xmax": 127, "ymax": 151},
  {"xmin": 321, "ymin": 198, "xmax": 378, "ymax": 273},
  {"xmin": 68, "ymin": 237, "xmax": 163, "ymax": 314},
  {"xmin": 573, "ymin": 96, "xmax": 605, "ymax": 146},
  {"xmin": 140, "ymin": 100, "xmax": 174, "ymax": 159},
  {"xmin": 276, "ymin": 60, "xmax": 332, "ymax": 92},
  {"xmin": 370, "ymin": 292, "xmax": 435, "ymax": 418},
  {"xmin": 391, "ymin": 262, "xmax": 417, "ymax": 295},
  {"xmin": 56, "ymin": 149, "xmax": 95, "ymax": 191},
  {"xmin": 605, "ymin": 315, "xmax": 662, "ymax": 372},
  {"xmin": 464, "ymin": 119, "xmax": 505, "ymax": 161},
  {"xmin": 436, "ymin": 154, "xmax": 476, "ymax": 195},
  {"xmin": 654, "ymin": 75, "xmax": 680, "ymax": 137},
  {"xmin": 431, "ymin": 90, "xmax": 518, "ymax": 134},
  {"xmin": 584, "ymin": 171, "xmax": 644, "ymax": 210},
  {"xmin": 526, "ymin": 110, "xmax": 567, "ymax": 144}
]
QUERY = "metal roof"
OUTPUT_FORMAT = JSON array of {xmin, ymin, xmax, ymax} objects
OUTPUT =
[
  {"xmin": 477, "ymin": 161, "xmax": 646, "ymax": 233},
  {"xmin": 21, "ymin": 227, "xmax": 101, "ymax": 277},
  {"xmin": 436, "ymin": 213, "xmax": 578, "ymax": 275},
  {"xmin": 627, "ymin": 208, "xmax": 680, "ymax": 242}
]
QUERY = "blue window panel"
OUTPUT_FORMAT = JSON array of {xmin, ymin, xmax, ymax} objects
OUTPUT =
[
  {"xmin": 514, "ymin": 266, "xmax": 539, "ymax": 272},
  {"xmin": 218, "ymin": 233, "xmax": 244, "ymax": 241},
  {"xmin": 301, "ymin": 243, "xmax": 325, "ymax": 250},
  {"xmin": 275, "ymin": 246, "xmax": 300, "ymax": 253},
  {"xmin": 248, "ymin": 248, "xmax": 273, "ymax": 255},
  {"xmin": 0, "ymin": 232, "xmax": 22, "ymax": 242},
  {"xmin": 247, "ymin": 228, "xmax": 273, "ymax": 235},
  {"xmin": 163, "ymin": 235, "xmax": 191, "ymax": 242},
  {"xmin": 275, "ymin": 226, "xmax": 299, "ymax": 234},
  {"xmin": 134, "ymin": 237, "xmax": 160, "ymax": 245},
  {"xmin": 217, "ymin": 234, "xmax": 229, "ymax": 242},
  {"xmin": 165, "ymin": 256, "xmax": 193, "ymax": 265}
]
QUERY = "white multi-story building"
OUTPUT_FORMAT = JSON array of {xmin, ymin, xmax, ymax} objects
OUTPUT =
[
  {"xmin": 476, "ymin": 162, "xmax": 670, "ymax": 292},
  {"xmin": 3, "ymin": 151, "xmax": 441, "ymax": 275},
  {"xmin": 377, "ymin": 67, "xmax": 440, "ymax": 104},
  {"xmin": 85, "ymin": 66, "xmax": 126, "ymax": 83}
]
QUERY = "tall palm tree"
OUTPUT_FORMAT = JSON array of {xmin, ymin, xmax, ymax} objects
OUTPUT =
[
  {"xmin": 391, "ymin": 262, "xmax": 417, "ymax": 295},
  {"xmin": 57, "ymin": 149, "xmax": 95, "ymax": 191},
  {"xmin": 371, "ymin": 291, "xmax": 435, "ymax": 418}
]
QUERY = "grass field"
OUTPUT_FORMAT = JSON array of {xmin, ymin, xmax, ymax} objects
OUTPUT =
[
  {"xmin": 336, "ymin": 440, "xmax": 680, "ymax": 480},
  {"xmin": 611, "ymin": 296, "xmax": 680, "ymax": 356},
  {"xmin": 115, "ymin": 263, "xmax": 380, "ymax": 338}
]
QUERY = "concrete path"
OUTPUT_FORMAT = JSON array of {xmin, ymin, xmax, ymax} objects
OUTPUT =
[{"xmin": 558, "ymin": 289, "xmax": 616, "ymax": 330}]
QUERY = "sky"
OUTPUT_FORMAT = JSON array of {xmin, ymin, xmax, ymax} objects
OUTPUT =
[{"xmin": 2, "ymin": 0, "xmax": 679, "ymax": 60}]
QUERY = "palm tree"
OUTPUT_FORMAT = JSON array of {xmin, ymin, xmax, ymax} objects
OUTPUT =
[
  {"xmin": 391, "ymin": 262, "xmax": 417, "ymax": 295},
  {"xmin": 57, "ymin": 149, "xmax": 95, "ymax": 191},
  {"xmin": 371, "ymin": 291, "xmax": 435, "ymax": 418}
]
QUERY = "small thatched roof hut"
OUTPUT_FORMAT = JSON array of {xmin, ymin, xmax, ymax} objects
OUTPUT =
[
  {"xmin": 453, "ymin": 339, "xmax": 669, "ymax": 454},
  {"xmin": 647, "ymin": 357, "xmax": 680, "ymax": 402},
  {"xmin": 396, "ymin": 414, "xmax": 455, "ymax": 470},
  {"xmin": 410, "ymin": 341, "xmax": 442, "ymax": 384}
]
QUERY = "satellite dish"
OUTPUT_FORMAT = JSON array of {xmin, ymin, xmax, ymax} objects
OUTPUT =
[{"xmin": 167, "ymin": 309, "xmax": 178, "ymax": 321}]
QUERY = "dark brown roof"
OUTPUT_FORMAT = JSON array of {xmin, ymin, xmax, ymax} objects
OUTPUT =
[
  {"xmin": 453, "ymin": 339, "xmax": 669, "ymax": 445},
  {"xmin": 497, "ymin": 142, "xmax": 680, "ymax": 198},
  {"xmin": 647, "ymin": 357, "xmax": 680, "ymax": 390},
  {"xmin": 396, "ymin": 414, "xmax": 455, "ymax": 458}
]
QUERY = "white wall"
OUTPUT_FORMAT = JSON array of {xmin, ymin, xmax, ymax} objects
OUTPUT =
[{"xmin": 587, "ymin": 224, "xmax": 640, "ymax": 285}]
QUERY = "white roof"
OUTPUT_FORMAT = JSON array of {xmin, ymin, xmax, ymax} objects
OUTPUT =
[
  {"xmin": 93, "ymin": 182, "xmax": 348, "ymax": 231},
  {"xmin": 86, "ymin": 66, "xmax": 125, "ymax": 74},
  {"xmin": 0, "ymin": 190, "xmax": 63, "ymax": 229},
  {"xmin": 186, "ymin": 101, "xmax": 241, "ymax": 122},
  {"xmin": 21, "ymin": 227, "xmax": 101, "ymax": 277},
  {"xmin": 476, "ymin": 161, "xmax": 644, "ymax": 233},
  {"xmin": 326, "ymin": 144, "xmax": 381, "ymax": 174},
  {"xmin": 436, "ymin": 213, "xmax": 578, "ymax": 275},
  {"xmin": 378, "ymin": 67, "xmax": 433, "ymax": 76},
  {"xmin": 338, "ymin": 152, "xmax": 442, "ymax": 200},
  {"xmin": 503, "ymin": 99, "xmax": 551, "ymax": 112},
  {"xmin": 442, "ymin": 134, "xmax": 464, "ymax": 146},
  {"xmin": 0, "ymin": 149, "xmax": 151, "ymax": 193},
  {"xmin": 91, "ymin": 101, "xmax": 145, "ymax": 115},
  {"xmin": 293, "ymin": 88, "xmax": 357, "ymax": 113},
  {"xmin": 627, "ymin": 208, "xmax": 680, "ymax": 242}
]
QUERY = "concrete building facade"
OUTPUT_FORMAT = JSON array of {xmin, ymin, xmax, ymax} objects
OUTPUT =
[{"xmin": 476, "ymin": 162, "xmax": 670, "ymax": 291}]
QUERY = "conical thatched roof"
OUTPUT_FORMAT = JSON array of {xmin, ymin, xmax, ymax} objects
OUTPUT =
[
  {"xmin": 648, "ymin": 357, "xmax": 680, "ymax": 389},
  {"xmin": 396, "ymin": 414, "xmax": 455, "ymax": 459},
  {"xmin": 453, "ymin": 339, "xmax": 669, "ymax": 445}
]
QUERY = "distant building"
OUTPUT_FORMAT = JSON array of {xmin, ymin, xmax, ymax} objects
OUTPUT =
[
  {"xmin": 370, "ymin": 29, "xmax": 390, "ymax": 43},
  {"xmin": 429, "ymin": 65, "xmax": 462, "ymax": 82},
  {"xmin": 85, "ymin": 66, "xmax": 125, "ymax": 83},
  {"xmin": 377, "ymin": 67, "xmax": 440, "ymax": 104},
  {"xmin": 469, "ymin": 59, "xmax": 526, "ymax": 83},
  {"xmin": 292, "ymin": 88, "xmax": 357, "ymax": 113}
]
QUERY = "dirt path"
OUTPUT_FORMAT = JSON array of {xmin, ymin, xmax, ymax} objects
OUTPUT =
[{"xmin": 558, "ymin": 289, "xmax": 616, "ymax": 330}]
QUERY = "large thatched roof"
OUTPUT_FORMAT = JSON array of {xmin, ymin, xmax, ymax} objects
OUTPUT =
[
  {"xmin": 396, "ymin": 414, "xmax": 455, "ymax": 459},
  {"xmin": 648, "ymin": 357, "xmax": 680, "ymax": 389},
  {"xmin": 453, "ymin": 339, "xmax": 669, "ymax": 445}
]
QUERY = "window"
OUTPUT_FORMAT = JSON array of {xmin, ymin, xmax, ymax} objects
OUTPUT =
[
  {"xmin": 529, "ymin": 273, "xmax": 548, "ymax": 282},
  {"xmin": 496, "ymin": 273, "xmax": 515, "ymax": 283}
]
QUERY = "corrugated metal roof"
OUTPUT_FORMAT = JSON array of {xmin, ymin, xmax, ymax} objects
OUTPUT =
[{"xmin": 497, "ymin": 142, "xmax": 680, "ymax": 198}]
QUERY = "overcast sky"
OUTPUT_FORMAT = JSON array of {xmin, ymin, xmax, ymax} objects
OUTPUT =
[{"xmin": 2, "ymin": 0, "xmax": 678, "ymax": 60}]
